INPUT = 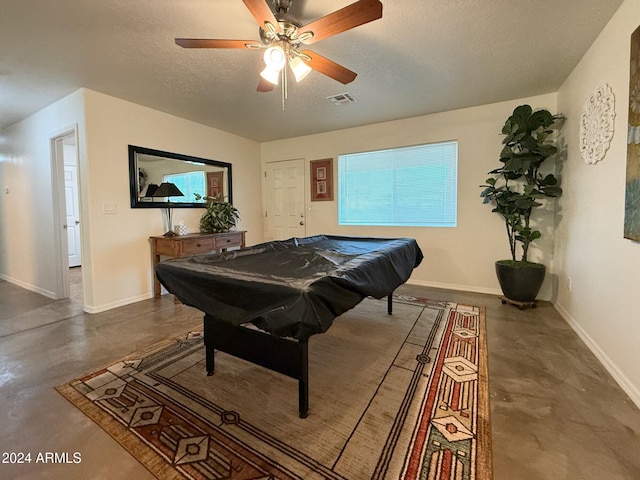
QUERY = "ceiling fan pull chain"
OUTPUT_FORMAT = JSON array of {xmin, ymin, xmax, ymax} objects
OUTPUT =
[{"xmin": 281, "ymin": 67, "xmax": 286, "ymax": 111}]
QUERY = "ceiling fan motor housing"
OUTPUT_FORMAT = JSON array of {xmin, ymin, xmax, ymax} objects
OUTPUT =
[{"xmin": 259, "ymin": 20, "xmax": 305, "ymax": 48}]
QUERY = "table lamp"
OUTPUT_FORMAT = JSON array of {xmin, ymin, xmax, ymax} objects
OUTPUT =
[{"xmin": 150, "ymin": 182, "xmax": 184, "ymax": 236}]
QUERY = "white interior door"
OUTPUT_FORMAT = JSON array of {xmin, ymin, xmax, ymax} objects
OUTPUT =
[
  {"xmin": 64, "ymin": 165, "xmax": 82, "ymax": 267},
  {"xmin": 264, "ymin": 159, "xmax": 306, "ymax": 241}
]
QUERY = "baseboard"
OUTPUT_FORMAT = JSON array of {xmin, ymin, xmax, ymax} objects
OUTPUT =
[
  {"xmin": 554, "ymin": 301, "xmax": 640, "ymax": 411},
  {"xmin": 406, "ymin": 279, "xmax": 502, "ymax": 297},
  {"xmin": 84, "ymin": 292, "xmax": 154, "ymax": 314},
  {"xmin": 0, "ymin": 273, "xmax": 58, "ymax": 299}
]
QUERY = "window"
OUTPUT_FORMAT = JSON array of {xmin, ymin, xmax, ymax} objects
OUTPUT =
[
  {"xmin": 163, "ymin": 171, "xmax": 206, "ymax": 203},
  {"xmin": 338, "ymin": 141, "xmax": 457, "ymax": 227}
]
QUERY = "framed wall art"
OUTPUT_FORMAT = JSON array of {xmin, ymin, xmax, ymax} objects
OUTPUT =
[
  {"xmin": 310, "ymin": 158, "xmax": 333, "ymax": 201},
  {"xmin": 625, "ymin": 25, "xmax": 640, "ymax": 241}
]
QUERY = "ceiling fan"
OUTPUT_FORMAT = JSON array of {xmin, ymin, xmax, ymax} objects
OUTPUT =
[{"xmin": 175, "ymin": 0, "xmax": 383, "ymax": 105}]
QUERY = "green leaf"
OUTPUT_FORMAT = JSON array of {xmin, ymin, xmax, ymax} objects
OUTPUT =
[
  {"xmin": 512, "ymin": 105, "xmax": 533, "ymax": 119},
  {"xmin": 504, "ymin": 157, "xmax": 524, "ymax": 171},
  {"xmin": 529, "ymin": 110, "xmax": 554, "ymax": 129},
  {"xmin": 536, "ymin": 144, "xmax": 557, "ymax": 157},
  {"xmin": 500, "ymin": 145, "xmax": 513, "ymax": 158},
  {"xmin": 520, "ymin": 135, "xmax": 538, "ymax": 151},
  {"xmin": 539, "ymin": 174, "xmax": 557, "ymax": 186},
  {"xmin": 503, "ymin": 133, "xmax": 515, "ymax": 145},
  {"xmin": 541, "ymin": 186, "xmax": 562, "ymax": 197}
]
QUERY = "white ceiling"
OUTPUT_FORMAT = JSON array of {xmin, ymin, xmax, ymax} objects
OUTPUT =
[{"xmin": 0, "ymin": 0, "xmax": 625, "ymax": 142}]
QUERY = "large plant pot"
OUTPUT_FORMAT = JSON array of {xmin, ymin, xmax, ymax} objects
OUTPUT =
[{"xmin": 495, "ymin": 260, "xmax": 546, "ymax": 304}]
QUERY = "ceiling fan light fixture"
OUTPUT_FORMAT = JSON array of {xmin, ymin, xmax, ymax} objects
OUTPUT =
[
  {"xmin": 289, "ymin": 56, "xmax": 312, "ymax": 82},
  {"xmin": 175, "ymin": 0, "xmax": 384, "ymax": 108},
  {"xmin": 260, "ymin": 66, "xmax": 280, "ymax": 85},
  {"xmin": 263, "ymin": 46, "xmax": 286, "ymax": 70}
]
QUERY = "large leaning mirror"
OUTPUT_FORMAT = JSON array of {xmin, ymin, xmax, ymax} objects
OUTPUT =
[{"xmin": 129, "ymin": 145, "xmax": 233, "ymax": 208}]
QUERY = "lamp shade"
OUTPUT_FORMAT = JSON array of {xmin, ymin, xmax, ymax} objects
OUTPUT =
[
  {"xmin": 263, "ymin": 46, "xmax": 286, "ymax": 70},
  {"xmin": 145, "ymin": 183, "xmax": 159, "ymax": 196},
  {"xmin": 289, "ymin": 56, "xmax": 311, "ymax": 82},
  {"xmin": 150, "ymin": 182, "xmax": 184, "ymax": 198},
  {"xmin": 260, "ymin": 66, "xmax": 281, "ymax": 85}
]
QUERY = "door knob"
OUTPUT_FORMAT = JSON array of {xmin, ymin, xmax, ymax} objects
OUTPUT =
[
  {"xmin": 75, "ymin": 220, "xmax": 80, "ymax": 225},
  {"xmin": 299, "ymin": 221, "xmax": 305, "ymax": 226}
]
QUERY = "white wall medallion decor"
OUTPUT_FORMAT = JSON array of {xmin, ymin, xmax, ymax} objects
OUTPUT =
[{"xmin": 579, "ymin": 83, "xmax": 616, "ymax": 165}]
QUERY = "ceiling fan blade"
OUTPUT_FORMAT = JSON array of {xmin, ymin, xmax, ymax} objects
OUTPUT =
[
  {"xmin": 242, "ymin": 0, "xmax": 280, "ymax": 33},
  {"xmin": 298, "ymin": 0, "xmax": 382, "ymax": 44},
  {"xmin": 175, "ymin": 38, "xmax": 261, "ymax": 49},
  {"xmin": 300, "ymin": 50, "xmax": 357, "ymax": 84},
  {"xmin": 257, "ymin": 77, "xmax": 275, "ymax": 92}
]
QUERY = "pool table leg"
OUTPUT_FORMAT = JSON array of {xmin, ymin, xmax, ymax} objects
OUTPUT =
[
  {"xmin": 204, "ymin": 318, "xmax": 215, "ymax": 376},
  {"xmin": 206, "ymin": 346, "xmax": 215, "ymax": 376},
  {"xmin": 298, "ymin": 339, "xmax": 309, "ymax": 419}
]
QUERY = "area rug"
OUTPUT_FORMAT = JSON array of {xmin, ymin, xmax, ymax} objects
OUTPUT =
[{"xmin": 56, "ymin": 295, "xmax": 492, "ymax": 479}]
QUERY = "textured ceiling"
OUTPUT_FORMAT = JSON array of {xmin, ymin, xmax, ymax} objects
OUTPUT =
[{"xmin": 0, "ymin": 0, "xmax": 625, "ymax": 142}]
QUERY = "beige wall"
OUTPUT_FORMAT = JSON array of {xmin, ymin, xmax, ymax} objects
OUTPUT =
[
  {"xmin": 261, "ymin": 93, "xmax": 559, "ymax": 298},
  {"xmin": 555, "ymin": 0, "xmax": 640, "ymax": 405},
  {"xmin": 81, "ymin": 90, "xmax": 262, "ymax": 312}
]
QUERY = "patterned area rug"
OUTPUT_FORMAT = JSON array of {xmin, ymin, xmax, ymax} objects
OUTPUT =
[{"xmin": 56, "ymin": 295, "xmax": 492, "ymax": 479}]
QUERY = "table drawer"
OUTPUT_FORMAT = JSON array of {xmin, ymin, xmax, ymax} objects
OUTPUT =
[
  {"xmin": 180, "ymin": 237, "xmax": 215, "ymax": 255},
  {"xmin": 214, "ymin": 234, "xmax": 243, "ymax": 250}
]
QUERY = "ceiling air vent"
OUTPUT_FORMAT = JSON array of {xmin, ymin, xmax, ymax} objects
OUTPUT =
[{"xmin": 326, "ymin": 92, "xmax": 358, "ymax": 106}]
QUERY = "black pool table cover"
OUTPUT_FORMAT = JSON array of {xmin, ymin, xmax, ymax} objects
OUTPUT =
[{"xmin": 155, "ymin": 235, "xmax": 423, "ymax": 340}]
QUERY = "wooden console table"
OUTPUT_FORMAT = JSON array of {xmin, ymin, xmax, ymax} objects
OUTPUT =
[{"xmin": 150, "ymin": 231, "xmax": 246, "ymax": 298}]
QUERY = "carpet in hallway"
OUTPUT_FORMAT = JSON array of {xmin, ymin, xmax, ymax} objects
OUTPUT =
[{"xmin": 56, "ymin": 295, "xmax": 491, "ymax": 479}]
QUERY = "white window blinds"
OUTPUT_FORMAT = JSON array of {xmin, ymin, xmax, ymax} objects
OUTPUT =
[
  {"xmin": 338, "ymin": 141, "xmax": 458, "ymax": 227},
  {"xmin": 163, "ymin": 171, "xmax": 206, "ymax": 203}
]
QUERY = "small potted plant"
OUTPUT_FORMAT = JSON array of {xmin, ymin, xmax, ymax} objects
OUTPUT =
[
  {"xmin": 480, "ymin": 104, "xmax": 564, "ymax": 307},
  {"xmin": 194, "ymin": 194, "xmax": 240, "ymax": 233}
]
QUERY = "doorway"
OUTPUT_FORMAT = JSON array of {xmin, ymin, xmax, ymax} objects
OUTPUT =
[
  {"xmin": 264, "ymin": 159, "xmax": 306, "ymax": 241},
  {"xmin": 51, "ymin": 128, "xmax": 83, "ymax": 302},
  {"xmin": 64, "ymin": 149, "xmax": 82, "ymax": 268}
]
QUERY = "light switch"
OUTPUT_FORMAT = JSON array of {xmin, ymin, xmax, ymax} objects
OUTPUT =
[
  {"xmin": 103, "ymin": 202, "xmax": 116, "ymax": 214},
  {"xmin": 3, "ymin": 187, "xmax": 8, "ymax": 194}
]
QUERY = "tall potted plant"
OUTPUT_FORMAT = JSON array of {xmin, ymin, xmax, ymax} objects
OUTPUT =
[{"xmin": 480, "ymin": 104, "xmax": 564, "ymax": 307}]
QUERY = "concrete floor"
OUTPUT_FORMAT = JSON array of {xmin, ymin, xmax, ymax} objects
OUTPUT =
[{"xmin": 1, "ymin": 273, "xmax": 639, "ymax": 479}]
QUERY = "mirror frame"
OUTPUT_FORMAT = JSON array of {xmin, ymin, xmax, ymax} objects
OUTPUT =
[{"xmin": 128, "ymin": 145, "xmax": 233, "ymax": 208}]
